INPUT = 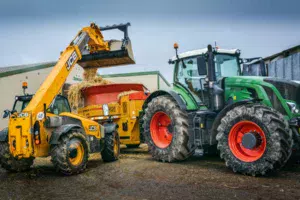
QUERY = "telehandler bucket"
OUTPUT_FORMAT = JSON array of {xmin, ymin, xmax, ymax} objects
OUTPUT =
[{"xmin": 78, "ymin": 23, "xmax": 135, "ymax": 68}]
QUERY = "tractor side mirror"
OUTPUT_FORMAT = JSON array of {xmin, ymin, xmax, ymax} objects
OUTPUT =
[
  {"xmin": 197, "ymin": 56, "xmax": 207, "ymax": 76},
  {"xmin": 3, "ymin": 110, "xmax": 10, "ymax": 119}
]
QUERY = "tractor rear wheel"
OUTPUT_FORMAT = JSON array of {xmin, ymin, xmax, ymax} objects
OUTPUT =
[
  {"xmin": 216, "ymin": 104, "xmax": 293, "ymax": 176},
  {"xmin": 0, "ymin": 142, "xmax": 34, "ymax": 172},
  {"xmin": 143, "ymin": 95, "xmax": 190, "ymax": 162},
  {"xmin": 50, "ymin": 131, "xmax": 89, "ymax": 175},
  {"xmin": 101, "ymin": 131, "xmax": 120, "ymax": 162}
]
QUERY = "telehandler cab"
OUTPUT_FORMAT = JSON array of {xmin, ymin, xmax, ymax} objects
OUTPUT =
[
  {"xmin": 0, "ymin": 22, "xmax": 134, "ymax": 175},
  {"xmin": 142, "ymin": 43, "xmax": 300, "ymax": 176}
]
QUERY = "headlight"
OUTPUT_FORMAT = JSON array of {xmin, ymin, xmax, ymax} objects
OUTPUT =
[
  {"xmin": 287, "ymin": 102, "xmax": 299, "ymax": 114},
  {"xmin": 103, "ymin": 104, "xmax": 109, "ymax": 116}
]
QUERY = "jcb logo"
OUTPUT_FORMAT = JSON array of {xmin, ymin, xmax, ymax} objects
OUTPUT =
[
  {"xmin": 18, "ymin": 113, "xmax": 29, "ymax": 118},
  {"xmin": 89, "ymin": 125, "xmax": 97, "ymax": 132},
  {"xmin": 66, "ymin": 51, "xmax": 78, "ymax": 70}
]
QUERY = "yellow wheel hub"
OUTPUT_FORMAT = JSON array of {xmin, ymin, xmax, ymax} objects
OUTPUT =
[{"xmin": 68, "ymin": 140, "xmax": 84, "ymax": 166}]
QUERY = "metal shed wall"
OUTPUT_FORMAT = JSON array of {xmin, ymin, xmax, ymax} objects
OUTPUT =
[{"xmin": 268, "ymin": 52, "xmax": 300, "ymax": 80}]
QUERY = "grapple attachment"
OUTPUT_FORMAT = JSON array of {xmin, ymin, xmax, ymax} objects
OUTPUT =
[{"xmin": 78, "ymin": 23, "xmax": 135, "ymax": 68}]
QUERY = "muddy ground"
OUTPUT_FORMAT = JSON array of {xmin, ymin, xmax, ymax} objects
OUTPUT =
[{"xmin": 0, "ymin": 144, "xmax": 300, "ymax": 200}]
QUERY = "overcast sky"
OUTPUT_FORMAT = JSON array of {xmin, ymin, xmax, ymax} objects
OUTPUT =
[{"xmin": 0, "ymin": 0, "xmax": 299, "ymax": 82}]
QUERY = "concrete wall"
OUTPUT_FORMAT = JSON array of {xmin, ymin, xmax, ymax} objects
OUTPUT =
[
  {"xmin": 0, "ymin": 65, "xmax": 83, "ymax": 129},
  {"xmin": 159, "ymin": 76, "xmax": 171, "ymax": 90},
  {"xmin": 104, "ymin": 74, "xmax": 159, "ymax": 92}
]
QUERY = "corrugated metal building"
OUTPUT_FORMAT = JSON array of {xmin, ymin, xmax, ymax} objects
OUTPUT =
[
  {"xmin": 264, "ymin": 45, "xmax": 300, "ymax": 80},
  {"xmin": 245, "ymin": 45, "xmax": 300, "ymax": 80}
]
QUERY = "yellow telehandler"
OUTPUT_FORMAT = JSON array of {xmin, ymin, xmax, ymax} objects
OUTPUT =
[{"xmin": 0, "ymin": 22, "xmax": 134, "ymax": 175}]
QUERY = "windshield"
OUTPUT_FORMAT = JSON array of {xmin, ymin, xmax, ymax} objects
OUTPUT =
[
  {"xmin": 214, "ymin": 54, "xmax": 240, "ymax": 80},
  {"xmin": 174, "ymin": 53, "xmax": 240, "ymax": 102},
  {"xmin": 174, "ymin": 56, "xmax": 206, "ymax": 101},
  {"xmin": 13, "ymin": 100, "xmax": 30, "ymax": 113}
]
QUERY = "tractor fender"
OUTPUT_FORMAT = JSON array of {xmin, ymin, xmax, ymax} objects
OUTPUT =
[
  {"xmin": 143, "ymin": 90, "xmax": 187, "ymax": 110},
  {"xmin": 104, "ymin": 123, "xmax": 117, "ymax": 134},
  {"xmin": 50, "ymin": 124, "xmax": 84, "ymax": 145},
  {"xmin": 210, "ymin": 99, "xmax": 255, "ymax": 145},
  {"xmin": 0, "ymin": 127, "xmax": 8, "ymax": 142}
]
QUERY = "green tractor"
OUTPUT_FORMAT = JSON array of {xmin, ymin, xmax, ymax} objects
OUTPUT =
[{"xmin": 141, "ymin": 43, "xmax": 300, "ymax": 176}]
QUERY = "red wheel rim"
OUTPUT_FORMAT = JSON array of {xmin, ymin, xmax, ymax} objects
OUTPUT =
[
  {"xmin": 150, "ymin": 112, "xmax": 173, "ymax": 148},
  {"xmin": 229, "ymin": 121, "xmax": 266, "ymax": 162}
]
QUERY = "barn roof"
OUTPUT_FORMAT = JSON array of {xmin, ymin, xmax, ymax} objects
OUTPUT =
[{"xmin": 0, "ymin": 62, "xmax": 56, "ymax": 78}]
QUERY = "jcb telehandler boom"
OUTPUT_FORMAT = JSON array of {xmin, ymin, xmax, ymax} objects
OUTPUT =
[{"xmin": 0, "ymin": 22, "xmax": 134, "ymax": 175}]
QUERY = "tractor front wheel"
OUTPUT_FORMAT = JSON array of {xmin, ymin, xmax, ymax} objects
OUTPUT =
[
  {"xmin": 143, "ymin": 95, "xmax": 191, "ymax": 162},
  {"xmin": 216, "ymin": 104, "xmax": 293, "ymax": 176},
  {"xmin": 0, "ymin": 142, "xmax": 34, "ymax": 172},
  {"xmin": 50, "ymin": 131, "xmax": 89, "ymax": 175}
]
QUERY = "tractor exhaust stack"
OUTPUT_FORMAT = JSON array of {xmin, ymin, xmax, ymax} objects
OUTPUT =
[{"xmin": 207, "ymin": 44, "xmax": 224, "ymax": 111}]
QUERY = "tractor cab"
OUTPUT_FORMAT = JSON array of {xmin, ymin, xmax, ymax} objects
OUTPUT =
[{"xmin": 169, "ymin": 44, "xmax": 241, "ymax": 104}]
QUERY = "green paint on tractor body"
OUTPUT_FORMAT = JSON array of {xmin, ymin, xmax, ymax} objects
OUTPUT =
[{"xmin": 224, "ymin": 76, "xmax": 300, "ymax": 119}]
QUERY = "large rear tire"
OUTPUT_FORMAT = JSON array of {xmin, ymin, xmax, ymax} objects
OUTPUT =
[
  {"xmin": 143, "ymin": 95, "xmax": 191, "ymax": 162},
  {"xmin": 50, "ymin": 131, "xmax": 89, "ymax": 175},
  {"xmin": 0, "ymin": 142, "xmax": 34, "ymax": 172},
  {"xmin": 101, "ymin": 131, "xmax": 120, "ymax": 162},
  {"xmin": 216, "ymin": 104, "xmax": 293, "ymax": 176}
]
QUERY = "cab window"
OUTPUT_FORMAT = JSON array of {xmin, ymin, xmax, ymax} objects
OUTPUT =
[
  {"xmin": 175, "ymin": 57, "xmax": 207, "ymax": 99},
  {"xmin": 13, "ymin": 100, "xmax": 30, "ymax": 113},
  {"xmin": 48, "ymin": 96, "xmax": 71, "ymax": 115}
]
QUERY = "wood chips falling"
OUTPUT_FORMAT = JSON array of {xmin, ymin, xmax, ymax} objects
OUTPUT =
[{"xmin": 68, "ymin": 68, "xmax": 113, "ymax": 111}]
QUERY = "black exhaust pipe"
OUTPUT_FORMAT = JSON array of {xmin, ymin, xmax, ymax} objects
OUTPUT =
[
  {"xmin": 207, "ymin": 45, "xmax": 217, "ymax": 82},
  {"xmin": 207, "ymin": 44, "xmax": 224, "ymax": 111}
]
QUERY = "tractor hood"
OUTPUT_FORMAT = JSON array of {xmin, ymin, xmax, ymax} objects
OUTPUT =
[
  {"xmin": 224, "ymin": 76, "xmax": 266, "ymax": 85},
  {"xmin": 225, "ymin": 76, "xmax": 300, "ymax": 118},
  {"xmin": 263, "ymin": 77, "xmax": 300, "ymax": 105},
  {"xmin": 225, "ymin": 76, "xmax": 300, "ymax": 104}
]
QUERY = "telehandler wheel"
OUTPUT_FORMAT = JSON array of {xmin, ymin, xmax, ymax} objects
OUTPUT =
[
  {"xmin": 126, "ymin": 144, "xmax": 140, "ymax": 148},
  {"xmin": 216, "ymin": 104, "xmax": 293, "ymax": 176},
  {"xmin": 50, "ymin": 131, "xmax": 89, "ymax": 175},
  {"xmin": 101, "ymin": 131, "xmax": 120, "ymax": 162},
  {"xmin": 143, "ymin": 95, "xmax": 190, "ymax": 162},
  {"xmin": 0, "ymin": 142, "xmax": 34, "ymax": 172}
]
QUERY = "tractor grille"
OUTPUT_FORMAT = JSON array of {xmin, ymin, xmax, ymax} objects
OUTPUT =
[{"xmin": 264, "ymin": 78, "xmax": 300, "ymax": 105}]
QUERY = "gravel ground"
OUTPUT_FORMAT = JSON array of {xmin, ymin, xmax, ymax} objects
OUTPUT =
[{"xmin": 0, "ymin": 144, "xmax": 300, "ymax": 200}]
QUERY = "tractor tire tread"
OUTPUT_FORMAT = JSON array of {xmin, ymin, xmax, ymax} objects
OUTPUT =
[
  {"xmin": 143, "ymin": 95, "xmax": 191, "ymax": 162},
  {"xmin": 50, "ymin": 131, "xmax": 89, "ymax": 175},
  {"xmin": 216, "ymin": 103, "xmax": 293, "ymax": 176},
  {"xmin": 0, "ymin": 142, "xmax": 34, "ymax": 172}
]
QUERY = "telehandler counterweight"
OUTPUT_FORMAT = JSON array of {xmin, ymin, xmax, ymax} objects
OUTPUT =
[{"xmin": 0, "ymin": 22, "xmax": 134, "ymax": 175}]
